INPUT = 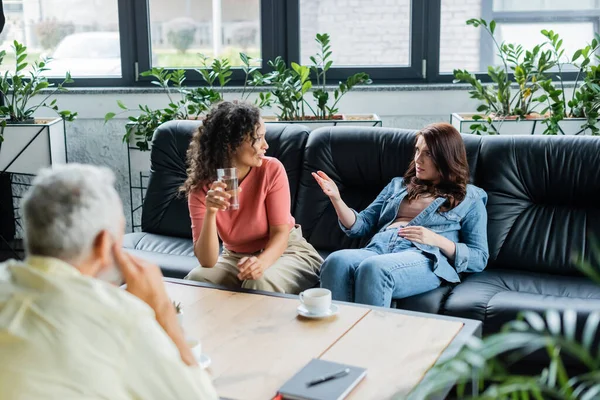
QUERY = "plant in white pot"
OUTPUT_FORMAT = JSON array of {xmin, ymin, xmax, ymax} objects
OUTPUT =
[
  {"xmin": 262, "ymin": 33, "xmax": 380, "ymax": 130},
  {"xmin": 451, "ymin": 18, "xmax": 600, "ymax": 136},
  {"xmin": 0, "ymin": 40, "xmax": 77, "ymax": 174}
]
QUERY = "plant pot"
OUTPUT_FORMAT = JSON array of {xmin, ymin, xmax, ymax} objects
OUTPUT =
[
  {"xmin": 451, "ymin": 113, "xmax": 598, "ymax": 135},
  {"xmin": 263, "ymin": 113, "xmax": 382, "ymax": 131},
  {"xmin": 0, "ymin": 118, "xmax": 66, "ymax": 174}
]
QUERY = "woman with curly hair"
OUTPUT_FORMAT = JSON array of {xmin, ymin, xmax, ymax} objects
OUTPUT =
[
  {"xmin": 313, "ymin": 123, "xmax": 489, "ymax": 307},
  {"xmin": 182, "ymin": 101, "xmax": 322, "ymax": 293}
]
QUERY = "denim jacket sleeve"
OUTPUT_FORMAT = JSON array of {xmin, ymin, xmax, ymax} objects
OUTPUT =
[
  {"xmin": 338, "ymin": 181, "xmax": 393, "ymax": 238},
  {"xmin": 453, "ymin": 192, "xmax": 489, "ymax": 273}
]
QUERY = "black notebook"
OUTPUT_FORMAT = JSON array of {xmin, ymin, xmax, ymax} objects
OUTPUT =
[{"xmin": 278, "ymin": 359, "xmax": 367, "ymax": 400}]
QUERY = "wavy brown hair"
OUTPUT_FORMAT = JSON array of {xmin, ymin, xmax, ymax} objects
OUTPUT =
[
  {"xmin": 181, "ymin": 101, "xmax": 261, "ymax": 195},
  {"xmin": 403, "ymin": 123, "xmax": 469, "ymax": 211}
]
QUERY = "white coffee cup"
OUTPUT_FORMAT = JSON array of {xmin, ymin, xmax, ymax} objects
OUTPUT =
[
  {"xmin": 299, "ymin": 288, "xmax": 332, "ymax": 314},
  {"xmin": 187, "ymin": 337, "xmax": 202, "ymax": 360}
]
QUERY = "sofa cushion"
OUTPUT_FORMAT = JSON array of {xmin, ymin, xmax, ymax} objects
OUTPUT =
[
  {"xmin": 141, "ymin": 120, "xmax": 310, "ymax": 239},
  {"xmin": 123, "ymin": 232, "xmax": 197, "ymax": 278},
  {"xmin": 475, "ymin": 135, "xmax": 600, "ymax": 276},
  {"xmin": 393, "ymin": 285, "xmax": 453, "ymax": 314},
  {"xmin": 295, "ymin": 126, "xmax": 482, "ymax": 252},
  {"xmin": 442, "ymin": 269, "xmax": 600, "ymax": 335}
]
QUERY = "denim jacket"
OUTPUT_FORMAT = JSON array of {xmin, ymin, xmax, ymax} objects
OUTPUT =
[{"xmin": 339, "ymin": 178, "xmax": 489, "ymax": 283}]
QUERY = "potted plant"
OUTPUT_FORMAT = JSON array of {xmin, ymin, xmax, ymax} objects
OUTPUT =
[
  {"xmin": 262, "ymin": 33, "xmax": 380, "ymax": 130},
  {"xmin": 407, "ymin": 240, "xmax": 600, "ymax": 399},
  {"xmin": 0, "ymin": 40, "xmax": 77, "ymax": 174},
  {"xmin": 173, "ymin": 301, "xmax": 184, "ymax": 326},
  {"xmin": 451, "ymin": 18, "xmax": 600, "ymax": 136}
]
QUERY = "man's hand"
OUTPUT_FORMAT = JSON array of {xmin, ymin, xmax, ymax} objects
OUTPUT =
[
  {"xmin": 398, "ymin": 226, "xmax": 443, "ymax": 247},
  {"xmin": 113, "ymin": 244, "xmax": 171, "ymax": 312},
  {"xmin": 113, "ymin": 244, "xmax": 197, "ymax": 366},
  {"xmin": 237, "ymin": 256, "xmax": 268, "ymax": 280}
]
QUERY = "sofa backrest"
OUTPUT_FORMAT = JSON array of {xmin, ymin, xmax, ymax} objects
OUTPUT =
[
  {"xmin": 295, "ymin": 127, "xmax": 482, "ymax": 251},
  {"xmin": 141, "ymin": 120, "xmax": 309, "ymax": 238},
  {"xmin": 296, "ymin": 126, "xmax": 600, "ymax": 277},
  {"xmin": 475, "ymin": 135, "xmax": 600, "ymax": 276}
]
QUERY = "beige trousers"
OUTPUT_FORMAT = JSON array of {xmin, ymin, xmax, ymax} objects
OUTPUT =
[{"xmin": 185, "ymin": 226, "xmax": 323, "ymax": 294}]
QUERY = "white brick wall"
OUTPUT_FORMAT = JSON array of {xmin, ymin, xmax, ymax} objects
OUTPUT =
[
  {"xmin": 439, "ymin": 0, "xmax": 482, "ymax": 73},
  {"xmin": 299, "ymin": 0, "xmax": 483, "ymax": 73},
  {"xmin": 300, "ymin": 0, "xmax": 412, "ymax": 66}
]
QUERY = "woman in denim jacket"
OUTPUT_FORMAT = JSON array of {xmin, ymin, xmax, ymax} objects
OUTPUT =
[{"xmin": 313, "ymin": 123, "xmax": 488, "ymax": 307}]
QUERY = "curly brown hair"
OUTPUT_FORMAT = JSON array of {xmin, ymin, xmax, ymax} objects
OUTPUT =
[
  {"xmin": 181, "ymin": 101, "xmax": 261, "ymax": 195},
  {"xmin": 403, "ymin": 123, "xmax": 469, "ymax": 211}
]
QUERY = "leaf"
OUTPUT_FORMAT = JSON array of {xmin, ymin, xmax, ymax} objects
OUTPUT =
[
  {"xmin": 582, "ymin": 312, "xmax": 600, "ymax": 352},
  {"xmin": 490, "ymin": 20, "xmax": 496, "ymax": 35},
  {"xmin": 545, "ymin": 310, "xmax": 561, "ymax": 336},
  {"xmin": 117, "ymin": 100, "xmax": 128, "ymax": 110},
  {"xmin": 523, "ymin": 312, "xmax": 546, "ymax": 332},
  {"xmin": 572, "ymin": 49, "xmax": 583, "ymax": 62},
  {"xmin": 104, "ymin": 112, "xmax": 116, "ymax": 123},
  {"xmin": 563, "ymin": 309, "xmax": 577, "ymax": 342}
]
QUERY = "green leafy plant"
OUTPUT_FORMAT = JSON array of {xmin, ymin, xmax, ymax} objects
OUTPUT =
[
  {"xmin": 106, "ymin": 53, "xmax": 249, "ymax": 150},
  {"xmin": 455, "ymin": 18, "xmax": 600, "ymax": 136},
  {"xmin": 408, "ymin": 239, "xmax": 600, "ymax": 400},
  {"xmin": 172, "ymin": 301, "xmax": 183, "ymax": 314},
  {"xmin": 310, "ymin": 33, "xmax": 371, "ymax": 120},
  {"xmin": 265, "ymin": 32, "xmax": 370, "ymax": 121},
  {"xmin": 0, "ymin": 41, "xmax": 77, "ymax": 143},
  {"xmin": 240, "ymin": 52, "xmax": 273, "ymax": 109},
  {"xmin": 454, "ymin": 18, "xmax": 558, "ymax": 135},
  {"xmin": 265, "ymin": 56, "xmax": 314, "ymax": 121},
  {"xmin": 104, "ymin": 68, "xmax": 216, "ymax": 150},
  {"xmin": 195, "ymin": 53, "xmax": 233, "ymax": 100}
]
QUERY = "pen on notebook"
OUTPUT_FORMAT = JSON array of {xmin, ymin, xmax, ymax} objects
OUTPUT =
[{"xmin": 306, "ymin": 368, "xmax": 351, "ymax": 387}]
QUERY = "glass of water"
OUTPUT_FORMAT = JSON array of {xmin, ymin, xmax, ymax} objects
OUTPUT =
[{"xmin": 216, "ymin": 168, "xmax": 239, "ymax": 210}]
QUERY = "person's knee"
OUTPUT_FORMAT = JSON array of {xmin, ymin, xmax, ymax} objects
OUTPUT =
[
  {"xmin": 241, "ymin": 277, "xmax": 278, "ymax": 292},
  {"xmin": 356, "ymin": 259, "xmax": 392, "ymax": 285},
  {"xmin": 321, "ymin": 250, "xmax": 357, "ymax": 277},
  {"xmin": 185, "ymin": 266, "xmax": 205, "ymax": 281}
]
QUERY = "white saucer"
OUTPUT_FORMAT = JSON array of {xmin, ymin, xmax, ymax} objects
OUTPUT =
[
  {"xmin": 197, "ymin": 352, "xmax": 212, "ymax": 369},
  {"xmin": 297, "ymin": 303, "xmax": 339, "ymax": 319}
]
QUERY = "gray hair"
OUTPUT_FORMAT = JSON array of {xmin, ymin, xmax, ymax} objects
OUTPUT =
[{"xmin": 21, "ymin": 164, "xmax": 123, "ymax": 262}]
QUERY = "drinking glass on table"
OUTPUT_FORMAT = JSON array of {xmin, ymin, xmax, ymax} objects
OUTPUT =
[{"xmin": 217, "ymin": 168, "xmax": 239, "ymax": 210}]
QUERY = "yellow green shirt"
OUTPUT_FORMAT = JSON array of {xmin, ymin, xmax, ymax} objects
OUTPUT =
[{"xmin": 0, "ymin": 256, "xmax": 218, "ymax": 400}]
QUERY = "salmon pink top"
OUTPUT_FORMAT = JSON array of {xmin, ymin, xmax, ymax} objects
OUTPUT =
[{"xmin": 188, "ymin": 157, "xmax": 295, "ymax": 253}]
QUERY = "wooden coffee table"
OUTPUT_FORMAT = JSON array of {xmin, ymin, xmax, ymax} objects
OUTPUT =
[{"xmin": 165, "ymin": 278, "xmax": 481, "ymax": 400}]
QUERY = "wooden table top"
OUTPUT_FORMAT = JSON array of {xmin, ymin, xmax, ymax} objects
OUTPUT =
[{"xmin": 165, "ymin": 281, "xmax": 467, "ymax": 400}]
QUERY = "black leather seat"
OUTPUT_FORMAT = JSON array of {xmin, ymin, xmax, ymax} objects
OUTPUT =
[
  {"xmin": 124, "ymin": 122, "xmax": 600, "ymax": 340},
  {"xmin": 123, "ymin": 120, "xmax": 310, "ymax": 278},
  {"xmin": 443, "ymin": 269, "xmax": 600, "ymax": 334}
]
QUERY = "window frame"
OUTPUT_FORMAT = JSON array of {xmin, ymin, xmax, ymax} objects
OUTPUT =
[
  {"xmin": 133, "ymin": 0, "xmax": 288, "ymax": 86},
  {"xmin": 429, "ymin": 1, "xmax": 600, "ymax": 83},
  {"xmin": 32, "ymin": 0, "xmax": 599, "ymax": 87},
  {"xmin": 286, "ymin": 0, "xmax": 429, "ymax": 84}
]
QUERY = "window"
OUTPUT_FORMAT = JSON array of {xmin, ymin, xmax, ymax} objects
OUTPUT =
[
  {"xmin": 147, "ymin": 0, "xmax": 262, "ymax": 68},
  {"xmin": 0, "ymin": 0, "xmax": 596, "ymax": 86},
  {"xmin": 299, "ymin": 0, "xmax": 412, "ymax": 67},
  {"xmin": 294, "ymin": 0, "xmax": 426, "ymax": 82},
  {"xmin": 0, "ymin": 0, "xmax": 121, "ymax": 78},
  {"xmin": 439, "ymin": 0, "xmax": 600, "ymax": 74}
]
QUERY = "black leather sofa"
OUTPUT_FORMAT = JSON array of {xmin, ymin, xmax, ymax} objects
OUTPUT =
[{"xmin": 124, "ymin": 120, "xmax": 600, "ymax": 338}]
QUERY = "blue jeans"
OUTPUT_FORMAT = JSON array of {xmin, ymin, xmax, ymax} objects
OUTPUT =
[{"xmin": 320, "ymin": 229, "xmax": 442, "ymax": 307}]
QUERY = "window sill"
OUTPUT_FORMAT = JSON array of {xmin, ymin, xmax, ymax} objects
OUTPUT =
[{"xmin": 46, "ymin": 81, "xmax": 579, "ymax": 95}]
